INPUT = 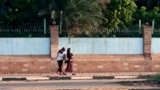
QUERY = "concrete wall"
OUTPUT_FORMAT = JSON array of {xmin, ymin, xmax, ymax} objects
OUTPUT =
[
  {"xmin": 0, "ymin": 25, "xmax": 160, "ymax": 74},
  {"xmin": 0, "ymin": 56, "xmax": 51, "ymax": 74}
]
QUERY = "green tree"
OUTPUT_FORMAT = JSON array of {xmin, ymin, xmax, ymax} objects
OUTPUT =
[
  {"xmin": 103, "ymin": 0, "xmax": 137, "ymax": 29},
  {"xmin": 133, "ymin": 6, "xmax": 160, "ymax": 25},
  {"xmin": 133, "ymin": 6, "xmax": 147, "ymax": 24},
  {"xmin": 49, "ymin": 0, "xmax": 103, "ymax": 37}
]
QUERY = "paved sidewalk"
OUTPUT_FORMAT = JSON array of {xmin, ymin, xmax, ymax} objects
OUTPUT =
[{"xmin": 0, "ymin": 72, "xmax": 158, "ymax": 81}]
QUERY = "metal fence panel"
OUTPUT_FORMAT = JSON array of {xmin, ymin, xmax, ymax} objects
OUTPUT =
[
  {"xmin": 152, "ymin": 38, "xmax": 160, "ymax": 54},
  {"xmin": 59, "ymin": 38, "xmax": 143, "ymax": 54},
  {"xmin": 0, "ymin": 38, "xmax": 50, "ymax": 55}
]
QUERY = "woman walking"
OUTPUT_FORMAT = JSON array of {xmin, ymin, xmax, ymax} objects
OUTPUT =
[
  {"xmin": 65, "ymin": 48, "xmax": 75, "ymax": 75},
  {"xmin": 56, "ymin": 47, "xmax": 65, "ymax": 75}
]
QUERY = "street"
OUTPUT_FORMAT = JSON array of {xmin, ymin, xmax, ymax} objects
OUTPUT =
[
  {"xmin": 0, "ymin": 80, "xmax": 124, "ymax": 90},
  {"xmin": 0, "ymin": 79, "xmax": 159, "ymax": 90}
]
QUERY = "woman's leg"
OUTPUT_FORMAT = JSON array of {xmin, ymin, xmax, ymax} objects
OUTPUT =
[
  {"xmin": 59, "ymin": 60, "xmax": 63, "ymax": 73},
  {"xmin": 57, "ymin": 60, "xmax": 63, "ymax": 74},
  {"xmin": 57, "ymin": 61, "xmax": 60, "ymax": 73}
]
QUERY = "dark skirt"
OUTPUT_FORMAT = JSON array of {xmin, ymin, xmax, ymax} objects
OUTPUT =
[{"xmin": 65, "ymin": 61, "xmax": 72, "ymax": 72}]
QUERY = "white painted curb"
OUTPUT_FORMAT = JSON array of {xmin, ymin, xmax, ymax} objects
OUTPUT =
[
  {"xmin": 71, "ymin": 77, "xmax": 93, "ymax": 80},
  {"xmin": 26, "ymin": 76, "xmax": 49, "ymax": 80},
  {"xmin": 114, "ymin": 76, "xmax": 138, "ymax": 79}
]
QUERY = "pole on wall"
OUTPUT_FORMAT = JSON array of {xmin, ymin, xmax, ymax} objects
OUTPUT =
[
  {"xmin": 139, "ymin": 19, "xmax": 141, "ymax": 34},
  {"xmin": 43, "ymin": 18, "xmax": 47, "ymax": 35},
  {"xmin": 152, "ymin": 20, "xmax": 155, "ymax": 35},
  {"xmin": 59, "ymin": 11, "xmax": 63, "ymax": 34}
]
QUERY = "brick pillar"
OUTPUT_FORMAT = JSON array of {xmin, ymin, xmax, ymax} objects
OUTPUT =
[
  {"xmin": 50, "ymin": 25, "xmax": 59, "ymax": 60},
  {"xmin": 143, "ymin": 25, "xmax": 152, "ymax": 71}
]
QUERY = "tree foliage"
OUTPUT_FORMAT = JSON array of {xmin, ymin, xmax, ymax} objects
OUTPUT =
[
  {"xmin": 134, "ymin": 0, "xmax": 160, "ymax": 26},
  {"xmin": 48, "ymin": 0, "xmax": 103, "ymax": 36},
  {"xmin": 63, "ymin": 0, "xmax": 103, "ymax": 36},
  {"xmin": 102, "ymin": 0, "xmax": 137, "ymax": 29},
  {"xmin": 1, "ymin": 0, "xmax": 160, "ymax": 37}
]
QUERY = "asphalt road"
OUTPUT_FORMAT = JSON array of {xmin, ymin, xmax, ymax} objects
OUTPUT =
[
  {"xmin": 0, "ymin": 79, "xmax": 159, "ymax": 90},
  {"xmin": 0, "ymin": 80, "xmax": 124, "ymax": 90}
]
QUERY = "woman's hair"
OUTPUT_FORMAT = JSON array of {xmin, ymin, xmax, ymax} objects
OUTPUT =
[
  {"xmin": 57, "ymin": 47, "xmax": 65, "ymax": 56},
  {"xmin": 61, "ymin": 47, "xmax": 65, "ymax": 51},
  {"xmin": 67, "ymin": 48, "xmax": 70, "ymax": 54},
  {"xmin": 67, "ymin": 48, "xmax": 72, "ymax": 59}
]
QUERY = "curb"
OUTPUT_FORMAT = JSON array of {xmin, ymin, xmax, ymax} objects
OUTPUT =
[{"xmin": 0, "ymin": 75, "xmax": 150, "ymax": 81}]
